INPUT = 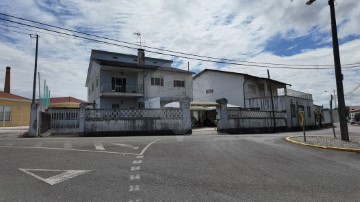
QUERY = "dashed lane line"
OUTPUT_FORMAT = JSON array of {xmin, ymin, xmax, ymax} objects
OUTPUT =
[
  {"xmin": 129, "ymin": 185, "xmax": 140, "ymax": 192},
  {"xmin": 131, "ymin": 166, "xmax": 140, "ymax": 171},
  {"xmin": 133, "ymin": 160, "xmax": 142, "ymax": 164},
  {"xmin": 130, "ymin": 174, "xmax": 141, "ymax": 180},
  {"xmin": 94, "ymin": 143, "xmax": 105, "ymax": 151}
]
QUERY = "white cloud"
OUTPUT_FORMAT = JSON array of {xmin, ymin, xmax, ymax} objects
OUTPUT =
[{"xmin": 0, "ymin": 0, "xmax": 359, "ymax": 107}]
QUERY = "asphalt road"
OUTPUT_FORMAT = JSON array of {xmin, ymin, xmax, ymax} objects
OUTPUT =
[{"xmin": 0, "ymin": 125, "xmax": 359, "ymax": 202}]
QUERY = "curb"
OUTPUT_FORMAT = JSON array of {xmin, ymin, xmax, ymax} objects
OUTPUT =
[{"xmin": 285, "ymin": 136, "xmax": 360, "ymax": 153}]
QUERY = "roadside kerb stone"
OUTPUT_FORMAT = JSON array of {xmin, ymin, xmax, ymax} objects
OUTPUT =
[{"xmin": 286, "ymin": 136, "xmax": 360, "ymax": 153}]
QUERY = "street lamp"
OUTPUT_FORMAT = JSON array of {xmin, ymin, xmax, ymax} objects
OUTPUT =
[
  {"xmin": 307, "ymin": 0, "xmax": 349, "ymax": 141},
  {"xmin": 325, "ymin": 89, "xmax": 336, "ymax": 108}
]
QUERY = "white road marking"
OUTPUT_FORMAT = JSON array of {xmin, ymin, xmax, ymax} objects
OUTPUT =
[
  {"xmin": 4, "ymin": 142, "xmax": 14, "ymax": 146},
  {"xmin": 0, "ymin": 145, "xmax": 139, "ymax": 155},
  {"xmin": 136, "ymin": 156, "xmax": 143, "ymax": 159},
  {"xmin": 112, "ymin": 143, "xmax": 139, "ymax": 150},
  {"xmin": 94, "ymin": 143, "xmax": 105, "ymax": 150},
  {"xmin": 18, "ymin": 168, "xmax": 90, "ymax": 185},
  {"xmin": 131, "ymin": 166, "xmax": 140, "ymax": 171},
  {"xmin": 139, "ymin": 139, "xmax": 159, "ymax": 156},
  {"xmin": 64, "ymin": 142, "xmax": 72, "ymax": 149},
  {"xmin": 129, "ymin": 185, "xmax": 140, "ymax": 191},
  {"xmin": 130, "ymin": 174, "xmax": 140, "ymax": 180},
  {"xmin": 133, "ymin": 160, "xmax": 142, "ymax": 164}
]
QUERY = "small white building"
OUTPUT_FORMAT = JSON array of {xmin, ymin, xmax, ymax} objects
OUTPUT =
[
  {"xmin": 193, "ymin": 69, "xmax": 315, "ymax": 128},
  {"xmin": 86, "ymin": 49, "xmax": 193, "ymax": 109}
]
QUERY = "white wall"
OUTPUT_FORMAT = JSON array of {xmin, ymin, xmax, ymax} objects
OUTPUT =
[
  {"xmin": 193, "ymin": 71, "xmax": 245, "ymax": 107},
  {"xmin": 144, "ymin": 70, "xmax": 193, "ymax": 102},
  {"xmin": 87, "ymin": 61, "xmax": 101, "ymax": 103}
]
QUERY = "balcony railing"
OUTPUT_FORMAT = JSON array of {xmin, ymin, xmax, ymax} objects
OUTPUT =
[
  {"xmin": 286, "ymin": 89, "xmax": 312, "ymax": 100},
  {"xmin": 100, "ymin": 83, "xmax": 143, "ymax": 94}
]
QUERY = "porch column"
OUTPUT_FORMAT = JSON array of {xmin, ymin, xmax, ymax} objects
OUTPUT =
[
  {"xmin": 179, "ymin": 97, "xmax": 191, "ymax": 134},
  {"xmin": 216, "ymin": 98, "xmax": 228, "ymax": 132}
]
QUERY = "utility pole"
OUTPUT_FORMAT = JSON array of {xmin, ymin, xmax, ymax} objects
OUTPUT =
[
  {"xmin": 29, "ymin": 34, "xmax": 39, "ymax": 137},
  {"xmin": 329, "ymin": 95, "xmax": 336, "ymax": 138},
  {"xmin": 333, "ymin": 89, "xmax": 337, "ymax": 108},
  {"xmin": 328, "ymin": 0, "xmax": 348, "ymax": 141},
  {"xmin": 31, "ymin": 34, "xmax": 39, "ymax": 104},
  {"xmin": 306, "ymin": 0, "xmax": 349, "ymax": 141},
  {"xmin": 267, "ymin": 70, "xmax": 276, "ymax": 131}
]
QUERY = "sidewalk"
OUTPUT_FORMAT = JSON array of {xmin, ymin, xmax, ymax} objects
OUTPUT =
[{"xmin": 0, "ymin": 126, "xmax": 28, "ymax": 138}]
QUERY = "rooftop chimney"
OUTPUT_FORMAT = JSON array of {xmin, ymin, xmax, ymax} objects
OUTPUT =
[
  {"xmin": 4, "ymin": 66, "xmax": 10, "ymax": 93},
  {"xmin": 137, "ymin": 48, "xmax": 145, "ymax": 66}
]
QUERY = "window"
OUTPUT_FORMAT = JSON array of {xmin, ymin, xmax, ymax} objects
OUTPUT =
[
  {"xmin": 96, "ymin": 76, "xmax": 99, "ymax": 87},
  {"xmin": 112, "ymin": 77, "xmax": 126, "ymax": 92},
  {"xmin": 248, "ymin": 85, "xmax": 255, "ymax": 92},
  {"xmin": 174, "ymin": 80, "xmax": 185, "ymax": 87},
  {"xmin": 206, "ymin": 89, "xmax": 213, "ymax": 94},
  {"xmin": 291, "ymin": 104, "xmax": 296, "ymax": 117},
  {"xmin": 0, "ymin": 106, "xmax": 11, "ymax": 121},
  {"xmin": 112, "ymin": 104, "xmax": 120, "ymax": 109},
  {"xmin": 307, "ymin": 106, "xmax": 311, "ymax": 118},
  {"xmin": 151, "ymin": 77, "xmax": 164, "ymax": 86}
]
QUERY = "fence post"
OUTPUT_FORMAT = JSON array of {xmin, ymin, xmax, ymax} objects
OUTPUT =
[
  {"xmin": 216, "ymin": 98, "xmax": 228, "ymax": 132},
  {"xmin": 79, "ymin": 103, "xmax": 86, "ymax": 134},
  {"xmin": 180, "ymin": 97, "xmax": 191, "ymax": 134}
]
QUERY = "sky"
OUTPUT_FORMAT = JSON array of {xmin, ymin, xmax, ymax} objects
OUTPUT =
[{"xmin": 0, "ymin": 0, "xmax": 359, "ymax": 107}]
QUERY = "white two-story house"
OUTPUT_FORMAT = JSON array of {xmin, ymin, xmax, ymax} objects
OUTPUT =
[
  {"xmin": 193, "ymin": 69, "xmax": 315, "ymax": 128},
  {"xmin": 86, "ymin": 49, "xmax": 193, "ymax": 109}
]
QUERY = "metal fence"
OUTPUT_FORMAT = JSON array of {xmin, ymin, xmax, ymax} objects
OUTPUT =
[
  {"xmin": 100, "ymin": 83, "xmax": 144, "ymax": 94},
  {"xmin": 49, "ymin": 108, "xmax": 80, "ymax": 130}
]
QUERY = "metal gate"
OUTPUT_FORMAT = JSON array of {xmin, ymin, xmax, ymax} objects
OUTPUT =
[{"xmin": 49, "ymin": 108, "xmax": 80, "ymax": 133}]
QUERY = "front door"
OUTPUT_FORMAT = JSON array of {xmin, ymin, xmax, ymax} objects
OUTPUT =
[{"xmin": 112, "ymin": 77, "xmax": 126, "ymax": 92}]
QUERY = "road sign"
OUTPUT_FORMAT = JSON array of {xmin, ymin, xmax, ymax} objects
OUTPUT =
[
  {"xmin": 299, "ymin": 111, "xmax": 305, "ymax": 126},
  {"xmin": 19, "ymin": 168, "xmax": 90, "ymax": 185}
]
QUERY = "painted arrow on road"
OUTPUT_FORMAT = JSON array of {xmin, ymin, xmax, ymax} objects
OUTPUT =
[{"xmin": 19, "ymin": 168, "xmax": 91, "ymax": 185}]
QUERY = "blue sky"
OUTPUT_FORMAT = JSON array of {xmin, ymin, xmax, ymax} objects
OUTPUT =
[{"xmin": 0, "ymin": 0, "xmax": 359, "ymax": 107}]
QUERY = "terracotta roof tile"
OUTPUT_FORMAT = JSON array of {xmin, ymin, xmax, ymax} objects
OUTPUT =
[
  {"xmin": 0, "ymin": 91, "xmax": 31, "ymax": 101},
  {"xmin": 50, "ymin": 96, "xmax": 86, "ymax": 104}
]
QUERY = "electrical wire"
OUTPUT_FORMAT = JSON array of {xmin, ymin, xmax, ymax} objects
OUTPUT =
[{"xmin": 1, "ymin": 12, "xmax": 360, "ymax": 68}]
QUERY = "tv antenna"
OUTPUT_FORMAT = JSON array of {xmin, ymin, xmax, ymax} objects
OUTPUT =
[{"xmin": 133, "ymin": 32, "xmax": 143, "ymax": 48}]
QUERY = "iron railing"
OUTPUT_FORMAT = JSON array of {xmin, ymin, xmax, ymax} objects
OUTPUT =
[{"xmin": 100, "ymin": 83, "xmax": 143, "ymax": 94}]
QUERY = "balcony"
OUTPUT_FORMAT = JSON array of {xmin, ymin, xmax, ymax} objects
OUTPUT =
[{"xmin": 100, "ymin": 83, "xmax": 144, "ymax": 97}]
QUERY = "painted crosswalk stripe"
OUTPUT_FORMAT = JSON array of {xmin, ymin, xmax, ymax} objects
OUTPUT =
[{"xmin": 94, "ymin": 143, "xmax": 105, "ymax": 151}]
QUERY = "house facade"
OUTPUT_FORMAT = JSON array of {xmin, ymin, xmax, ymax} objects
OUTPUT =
[
  {"xmin": 86, "ymin": 49, "xmax": 193, "ymax": 109},
  {"xmin": 0, "ymin": 67, "xmax": 31, "ymax": 127},
  {"xmin": 193, "ymin": 69, "xmax": 315, "ymax": 128}
]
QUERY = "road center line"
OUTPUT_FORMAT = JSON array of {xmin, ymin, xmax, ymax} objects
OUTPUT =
[{"xmin": 130, "ymin": 174, "xmax": 140, "ymax": 180}]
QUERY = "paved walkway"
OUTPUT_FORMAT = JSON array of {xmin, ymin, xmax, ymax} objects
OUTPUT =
[{"xmin": 0, "ymin": 127, "xmax": 28, "ymax": 138}]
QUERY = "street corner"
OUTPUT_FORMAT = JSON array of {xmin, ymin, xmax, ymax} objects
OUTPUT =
[{"xmin": 285, "ymin": 136, "xmax": 360, "ymax": 153}]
